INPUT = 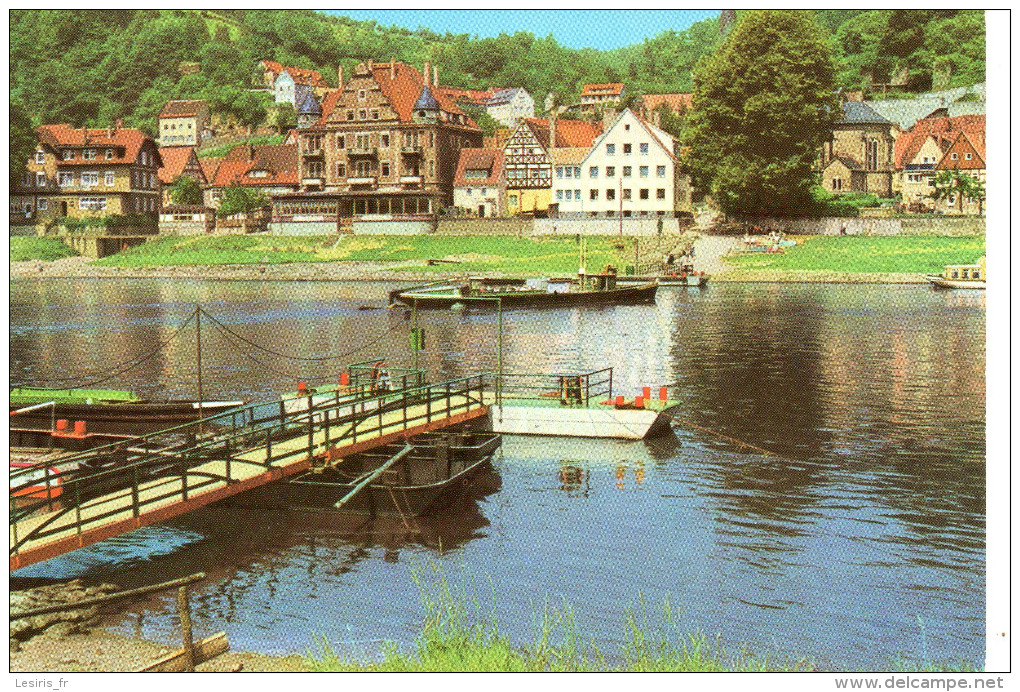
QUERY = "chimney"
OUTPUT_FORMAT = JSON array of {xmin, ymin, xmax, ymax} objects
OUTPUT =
[
  {"xmin": 337, "ymin": 64, "xmax": 343, "ymax": 91},
  {"xmin": 603, "ymin": 108, "xmax": 617, "ymax": 133},
  {"xmin": 390, "ymin": 59, "xmax": 396, "ymax": 80},
  {"xmin": 368, "ymin": 59, "xmax": 374, "ymax": 70},
  {"xmin": 248, "ymin": 143, "xmax": 256, "ymax": 160},
  {"xmin": 549, "ymin": 114, "xmax": 557, "ymax": 149},
  {"xmin": 115, "ymin": 119, "xmax": 123, "ymax": 129},
  {"xmin": 424, "ymin": 61, "xmax": 431, "ymax": 87},
  {"xmin": 433, "ymin": 65, "xmax": 438, "ymax": 87}
]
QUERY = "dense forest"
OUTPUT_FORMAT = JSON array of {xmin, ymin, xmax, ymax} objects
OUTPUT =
[{"xmin": 9, "ymin": 9, "xmax": 985, "ymax": 137}]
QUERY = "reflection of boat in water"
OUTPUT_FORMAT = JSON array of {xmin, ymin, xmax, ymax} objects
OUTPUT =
[
  {"xmin": 9, "ymin": 387, "xmax": 245, "ymax": 436},
  {"xmin": 243, "ymin": 429, "xmax": 502, "ymax": 517},
  {"xmin": 925, "ymin": 256, "xmax": 986, "ymax": 289},
  {"xmin": 389, "ymin": 273, "xmax": 658, "ymax": 310}
]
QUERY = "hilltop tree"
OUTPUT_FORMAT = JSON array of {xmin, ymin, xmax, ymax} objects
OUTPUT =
[{"xmin": 683, "ymin": 10, "xmax": 838, "ymax": 217}]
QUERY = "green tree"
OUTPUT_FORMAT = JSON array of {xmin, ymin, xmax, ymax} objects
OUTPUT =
[
  {"xmin": 217, "ymin": 184, "xmax": 267, "ymax": 218},
  {"xmin": 169, "ymin": 175, "xmax": 204, "ymax": 206},
  {"xmin": 931, "ymin": 169, "xmax": 983, "ymax": 215},
  {"xmin": 269, "ymin": 103, "xmax": 297, "ymax": 134},
  {"xmin": 683, "ymin": 10, "xmax": 838, "ymax": 217},
  {"xmin": 10, "ymin": 100, "xmax": 37, "ymax": 185}
]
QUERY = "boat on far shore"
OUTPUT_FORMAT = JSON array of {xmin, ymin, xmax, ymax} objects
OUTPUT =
[{"xmin": 924, "ymin": 256, "xmax": 986, "ymax": 289}]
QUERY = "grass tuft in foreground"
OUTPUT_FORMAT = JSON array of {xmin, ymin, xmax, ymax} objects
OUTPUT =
[
  {"xmin": 304, "ymin": 562, "xmax": 802, "ymax": 672},
  {"xmin": 10, "ymin": 237, "xmax": 78, "ymax": 262}
]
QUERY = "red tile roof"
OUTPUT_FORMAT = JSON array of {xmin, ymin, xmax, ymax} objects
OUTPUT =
[
  {"xmin": 581, "ymin": 83, "xmax": 624, "ymax": 97},
  {"xmin": 261, "ymin": 59, "xmax": 327, "ymax": 88},
  {"xmin": 936, "ymin": 131, "xmax": 986, "ymax": 170},
  {"xmin": 37, "ymin": 124, "xmax": 159, "ymax": 167},
  {"xmin": 453, "ymin": 148, "xmax": 505, "ymax": 187},
  {"xmin": 370, "ymin": 62, "xmax": 475, "ymax": 126},
  {"xmin": 157, "ymin": 146, "xmax": 202, "ymax": 185},
  {"xmin": 640, "ymin": 93, "xmax": 693, "ymax": 113},
  {"xmin": 159, "ymin": 100, "xmax": 208, "ymax": 119},
  {"xmin": 524, "ymin": 118, "xmax": 603, "ymax": 149},
  {"xmin": 435, "ymin": 86, "xmax": 494, "ymax": 105},
  {"xmin": 893, "ymin": 114, "xmax": 985, "ymax": 169},
  {"xmin": 211, "ymin": 144, "xmax": 299, "ymax": 187},
  {"xmin": 199, "ymin": 157, "xmax": 224, "ymax": 183}
]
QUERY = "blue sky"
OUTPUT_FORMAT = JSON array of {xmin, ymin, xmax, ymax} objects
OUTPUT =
[{"xmin": 325, "ymin": 10, "xmax": 719, "ymax": 51}]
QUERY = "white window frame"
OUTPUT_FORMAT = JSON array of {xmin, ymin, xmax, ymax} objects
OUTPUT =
[
  {"xmin": 657, "ymin": 166, "xmax": 666, "ymax": 178},
  {"xmin": 36, "ymin": 171, "xmax": 47, "ymax": 187},
  {"xmin": 81, "ymin": 171, "xmax": 99, "ymax": 187},
  {"xmin": 83, "ymin": 149, "xmax": 96, "ymax": 161},
  {"xmin": 105, "ymin": 171, "xmax": 116, "ymax": 186},
  {"xmin": 63, "ymin": 150, "xmax": 74, "ymax": 161},
  {"xmin": 58, "ymin": 172, "xmax": 74, "ymax": 187},
  {"xmin": 35, "ymin": 151, "xmax": 45, "ymax": 164}
]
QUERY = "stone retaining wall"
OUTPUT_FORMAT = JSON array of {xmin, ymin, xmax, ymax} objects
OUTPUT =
[{"xmin": 733, "ymin": 216, "xmax": 984, "ymax": 236}]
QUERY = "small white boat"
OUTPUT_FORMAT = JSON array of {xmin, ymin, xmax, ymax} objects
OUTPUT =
[{"xmin": 925, "ymin": 256, "xmax": 986, "ymax": 289}]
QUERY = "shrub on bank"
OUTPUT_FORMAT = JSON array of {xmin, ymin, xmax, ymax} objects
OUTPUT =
[{"xmin": 10, "ymin": 237, "xmax": 78, "ymax": 262}]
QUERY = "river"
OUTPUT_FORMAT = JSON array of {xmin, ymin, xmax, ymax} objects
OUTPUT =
[{"xmin": 9, "ymin": 278, "xmax": 986, "ymax": 670}]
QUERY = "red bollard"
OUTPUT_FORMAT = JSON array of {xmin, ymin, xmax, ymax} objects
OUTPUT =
[
  {"xmin": 642, "ymin": 386, "xmax": 651, "ymax": 399},
  {"xmin": 55, "ymin": 419, "xmax": 69, "ymax": 432},
  {"xmin": 615, "ymin": 395, "xmax": 625, "ymax": 407},
  {"xmin": 73, "ymin": 421, "xmax": 87, "ymax": 437},
  {"xmin": 635, "ymin": 396, "xmax": 644, "ymax": 409},
  {"xmin": 660, "ymin": 387, "xmax": 668, "ymax": 401}
]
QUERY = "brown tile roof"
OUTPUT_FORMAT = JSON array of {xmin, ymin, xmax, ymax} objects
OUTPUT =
[
  {"xmin": 640, "ymin": 93, "xmax": 693, "ymax": 113},
  {"xmin": 435, "ymin": 86, "xmax": 494, "ymax": 105},
  {"xmin": 453, "ymin": 148, "xmax": 504, "ymax": 187},
  {"xmin": 211, "ymin": 144, "xmax": 299, "ymax": 187},
  {"xmin": 370, "ymin": 62, "xmax": 475, "ymax": 126},
  {"xmin": 936, "ymin": 131, "xmax": 986, "ymax": 170},
  {"xmin": 524, "ymin": 118, "xmax": 603, "ymax": 149},
  {"xmin": 581, "ymin": 83, "xmax": 624, "ymax": 97},
  {"xmin": 159, "ymin": 100, "xmax": 208, "ymax": 119},
  {"xmin": 157, "ymin": 146, "xmax": 202, "ymax": 185},
  {"xmin": 37, "ymin": 124, "xmax": 159, "ymax": 167},
  {"xmin": 893, "ymin": 114, "xmax": 985, "ymax": 169}
]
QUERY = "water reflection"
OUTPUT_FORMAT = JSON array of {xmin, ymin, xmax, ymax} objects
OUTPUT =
[{"xmin": 9, "ymin": 279, "xmax": 986, "ymax": 669}]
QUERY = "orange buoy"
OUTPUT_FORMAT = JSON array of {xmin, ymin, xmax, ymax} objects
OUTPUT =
[
  {"xmin": 340, "ymin": 372, "xmax": 350, "ymax": 386},
  {"xmin": 73, "ymin": 421, "xmax": 87, "ymax": 437},
  {"xmin": 642, "ymin": 386, "xmax": 651, "ymax": 399},
  {"xmin": 635, "ymin": 396, "xmax": 644, "ymax": 409},
  {"xmin": 615, "ymin": 395, "xmax": 625, "ymax": 407},
  {"xmin": 55, "ymin": 419, "xmax": 69, "ymax": 432},
  {"xmin": 659, "ymin": 387, "xmax": 668, "ymax": 401}
]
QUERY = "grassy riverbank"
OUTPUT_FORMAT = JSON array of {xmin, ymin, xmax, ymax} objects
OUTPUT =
[
  {"xmin": 303, "ymin": 565, "xmax": 981, "ymax": 673},
  {"xmin": 724, "ymin": 235, "xmax": 984, "ymax": 274},
  {"xmin": 93, "ymin": 234, "xmax": 633, "ymax": 275},
  {"xmin": 9, "ymin": 237, "xmax": 78, "ymax": 262}
]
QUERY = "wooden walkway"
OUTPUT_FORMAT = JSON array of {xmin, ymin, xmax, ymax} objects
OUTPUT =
[{"xmin": 11, "ymin": 386, "xmax": 487, "ymax": 571}]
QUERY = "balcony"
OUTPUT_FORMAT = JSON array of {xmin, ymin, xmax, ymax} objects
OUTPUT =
[
  {"xmin": 399, "ymin": 175, "xmax": 422, "ymax": 184},
  {"xmin": 348, "ymin": 147, "xmax": 378, "ymax": 157},
  {"xmin": 401, "ymin": 146, "xmax": 423, "ymax": 156},
  {"xmin": 302, "ymin": 177, "xmax": 324, "ymax": 188},
  {"xmin": 302, "ymin": 148, "xmax": 324, "ymax": 157},
  {"xmin": 347, "ymin": 176, "xmax": 377, "ymax": 186}
]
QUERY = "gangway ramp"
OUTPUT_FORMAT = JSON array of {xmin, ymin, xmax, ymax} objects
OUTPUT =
[{"xmin": 10, "ymin": 376, "xmax": 489, "ymax": 571}]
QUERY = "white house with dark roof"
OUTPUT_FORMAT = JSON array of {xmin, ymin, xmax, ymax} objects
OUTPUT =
[{"xmin": 484, "ymin": 88, "xmax": 534, "ymax": 127}]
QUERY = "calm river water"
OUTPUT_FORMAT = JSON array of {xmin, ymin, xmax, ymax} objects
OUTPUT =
[{"xmin": 10, "ymin": 278, "xmax": 986, "ymax": 670}]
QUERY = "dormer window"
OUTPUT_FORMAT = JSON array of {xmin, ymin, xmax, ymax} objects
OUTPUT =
[
  {"xmin": 35, "ymin": 151, "xmax": 45, "ymax": 163},
  {"xmin": 106, "ymin": 149, "xmax": 113, "ymax": 160},
  {"xmin": 249, "ymin": 170, "xmax": 268, "ymax": 178},
  {"xmin": 63, "ymin": 150, "xmax": 74, "ymax": 161},
  {"xmin": 83, "ymin": 149, "xmax": 96, "ymax": 160}
]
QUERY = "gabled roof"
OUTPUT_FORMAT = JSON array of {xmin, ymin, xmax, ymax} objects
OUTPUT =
[
  {"xmin": 296, "ymin": 90, "xmax": 322, "ymax": 116},
  {"xmin": 262, "ymin": 59, "xmax": 327, "ymax": 88},
  {"xmin": 370, "ymin": 62, "xmax": 474, "ymax": 126},
  {"xmin": 935, "ymin": 131, "xmax": 986, "ymax": 170},
  {"xmin": 37, "ymin": 124, "xmax": 159, "ymax": 167},
  {"xmin": 318, "ymin": 89, "xmax": 343, "ymax": 123},
  {"xmin": 582, "ymin": 83, "xmax": 624, "ymax": 97},
  {"xmin": 435, "ymin": 86, "xmax": 494, "ymax": 105},
  {"xmin": 157, "ymin": 146, "xmax": 204, "ymax": 185},
  {"xmin": 838, "ymin": 101, "xmax": 893, "ymax": 125},
  {"xmin": 211, "ymin": 144, "xmax": 299, "ymax": 187},
  {"xmin": 523, "ymin": 118, "xmax": 603, "ymax": 149},
  {"xmin": 585, "ymin": 109, "xmax": 678, "ymax": 165},
  {"xmin": 414, "ymin": 82, "xmax": 441, "ymax": 110},
  {"xmin": 893, "ymin": 114, "xmax": 985, "ymax": 169},
  {"xmin": 198, "ymin": 156, "xmax": 224, "ymax": 183},
  {"xmin": 640, "ymin": 93, "xmax": 693, "ymax": 113},
  {"xmin": 453, "ymin": 148, "xmax": 504, "ymax": 187},
  {"xmin": 159, "ymin": 100, "xmax": 208, "ymax": 119},
  {"xmin": 824, "ymin": 155, "xmax": 862, "ymax": 172}
]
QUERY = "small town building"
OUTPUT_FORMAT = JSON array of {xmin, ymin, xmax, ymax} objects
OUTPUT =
[
  {"xmin": 818, "ymin": 101, "xmax": 897, "ymax": 197},
  {"xmin": 580, "ymin": 83, "xmax": 625, "ymax": 110},
  {"xmin": 157, "ymin": 147, "xmax": 206, "ymax": 206},
  {"xmin": 35, "ymin": 123, "xmax": 163, "ymax": 219},
  {"xmin": 436, "ymin": 86, "xmax": 535, "ymax": 128},
  {"xmin": 205, "ymin": 143, "xmax": 299, "ymax": 209},
  {"xmin": 452, "ymin": 148, "xmax": 506, "ymax": 218},
  {"xmin": 635, "ymin": 93, "xmax": 693, "ymax": 127},
  {"xmin": 158, "ymin": 100, "xmax": 211, "ymax": 147},
  {"xmin": 893, "ymin": 114, "xmax": 985, "ymax": 212},
  {"xmin": 932, "ymin": 131, "xmax": 985, "ymax": 215},
  {"xmin": 271, "ymin": 60, "xmax": 483, "ymax": 234},
  {"xmin": 557, "ymin": 109, "xmax": 689, "ymax": 218},
  {"xmin": 503, "ymin": 117, "xmax": 602, "ymax": 216},
  {"xmin": 158, "ymin": 205, "xmax": 215, "ymax": 235},
  {"xmin": 260, "ymin": 59, "xmax": 330, "ymax": 108},
  {"xmin": 296, "ymin": 91, "xmax": 323, "ymax": 129},
  {"xmin": 10, "ymin": 133, "xmax": 60, "ymax": 229}
]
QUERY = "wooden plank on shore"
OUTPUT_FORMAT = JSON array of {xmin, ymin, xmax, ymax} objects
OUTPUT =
[{"xmin": 137, "ymin": 631, "xmax": 229, "ymax": 672}]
